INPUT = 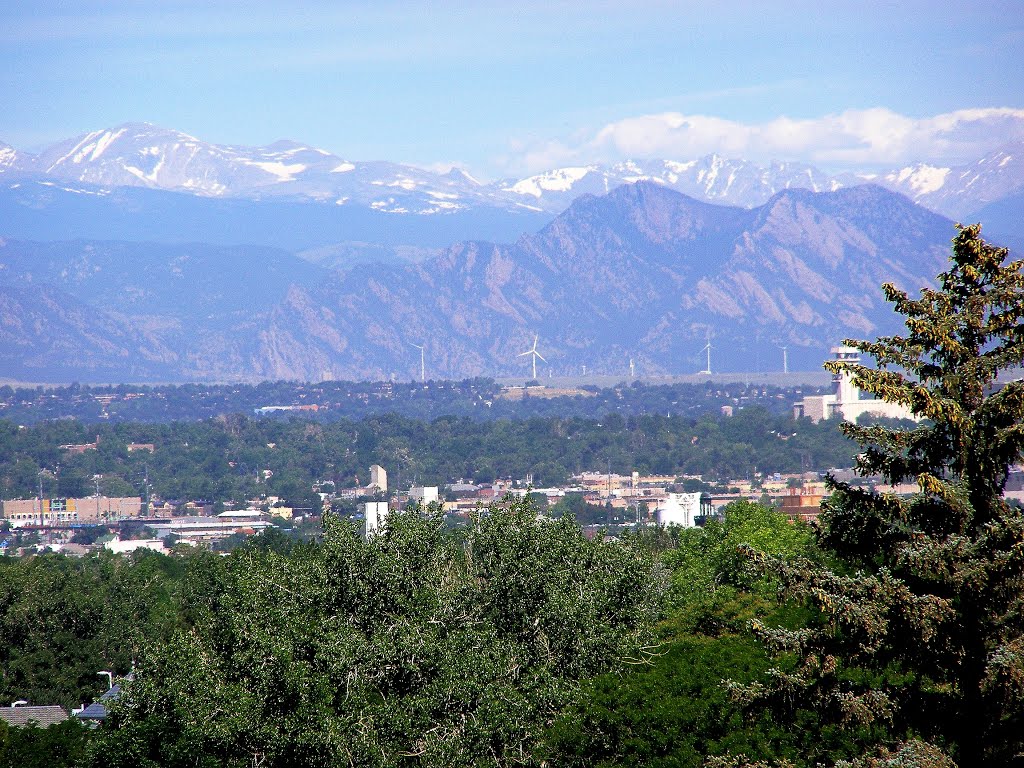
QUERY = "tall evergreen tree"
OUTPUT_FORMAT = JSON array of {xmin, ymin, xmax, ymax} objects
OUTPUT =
[{"xmin": 735, "ymin": 225, "xmax": 1024, "ymax": 766}]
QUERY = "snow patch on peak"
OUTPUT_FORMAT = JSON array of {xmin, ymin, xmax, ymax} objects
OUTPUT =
[
  {"xmin": 508, "ymin": 166, "xmax": 595, "ymax": 197},
  {"xmin": 371, "ymin": 178, "xmax": 419, "ymax": 191},
  {"xmin": 888, "ymin": 164, "xmax": 950, "ymax": 195},
  {"xmin": 664, "ymin": 159, "xmax": 696, "ymax": 173},
  {"xmin": 245, "ymin": 160, "xmax": 308, "ymax": 182},
  {"xmin": 330, "ymin": 162, "xmax": 356, "ymax": 173},
  {"xmin": 445, "ymin": 168, "xmax": 481, "ymax": 185},
  {"xmin": 82, "ymin": 128, "xmax": 127, "ymax": 163}
]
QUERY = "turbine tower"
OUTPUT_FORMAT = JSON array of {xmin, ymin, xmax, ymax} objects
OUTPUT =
[
  {"xmin": 699, "ymin": 329, "xmax": 712, "ymax": 375},
  {"xmin": 518, "ymin": 335, "xmax": 546, "ymax": 380},
  {"xmin": 781, "ymin": 345, "xmax": 789, "ymax": 374},
  {"xmin": 410, "ymin": 342, "xmax": 425, "ymax": 382},
  {"xmin": 629, "ymin": 358, "xmax": 635, "ymax": 378}
]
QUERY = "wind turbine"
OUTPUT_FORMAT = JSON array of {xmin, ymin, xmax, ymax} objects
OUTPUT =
[
  {"xmin": 410, "ymin": 342, "xmax": 425, "ymax": 382},
  {"xmin": 629, "ymin": 358, "xmax": 635, "ymax": 378},
  {"xmin": 699, "ymin": 329, "xmax": 712, "ymax": 375},
  {"xmin": 781, "ymin": 345, "xmax": 789, "ymax": 374},
  {"xmin": 518, "ymin": 335, "xmax": 546, "ymax": 380}
]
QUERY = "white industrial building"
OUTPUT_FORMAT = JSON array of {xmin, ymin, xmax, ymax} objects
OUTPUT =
[
  {"xmin": 655, "ymin": 492, "xmax": 704, "ymax": 528},
  {"xmin": 105, "ymin": 538, "xmax": 167, "ymax": 555},
  {"xmin": 364, "ymin": 501, "xmax": 390, "ymax": 538},
  {"xmin": 793, "ymin": 346, "xmax": 921, "ymax": 423},
  {"xmin": 408, "ymin": 486, "xmax": 439, "ymax": 505}
]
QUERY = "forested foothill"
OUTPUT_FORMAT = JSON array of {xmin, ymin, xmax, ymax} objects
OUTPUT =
[{"xmin": 3, "ymin": 226, "xmax": 1024, "ymax": 766}]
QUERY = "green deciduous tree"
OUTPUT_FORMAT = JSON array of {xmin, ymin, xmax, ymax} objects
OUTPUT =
[
  {"xmin": 736, "ymin": 225, "xmax": 1024, "ymax": 766},
  {"xmin": 90, "ymin": 497, "xmax": 665, "ymax": 768}
]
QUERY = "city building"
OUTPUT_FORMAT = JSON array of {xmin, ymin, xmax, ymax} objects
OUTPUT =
[
  {"xmin": 1, "ymin": 496, "xmax": 143, "ymax": 528},
  {"xmin": 779, "ymin": 485, "xmax": 826, "ymax": 522},
  {"xmin": 408, "ymin": 486, "xmax": 439, "ymax": 505},
  {"xmin": 655, "ymin": 492, "xmax": 710, "ymax": 528},
  {"xmin": 793, "ymin": 346, "xmax": 920, "ymax": 423},
  {"xmin": 105, "ymin": 538, "xmax": 167, "ymax": 555},
  {"xmin": 364, "ymin": 501, "xmax": 389, "ymax": 538},
  {"xmin": 146, "ymin": 514, "xmax": 275, "ymax": 543},
  {"xmin": 369, "ymin": 464, "xmax": 388, "ymax": 493},
  {"xmin": 0, "ymin": 705, "xmax": 69, "ymax": 728}
]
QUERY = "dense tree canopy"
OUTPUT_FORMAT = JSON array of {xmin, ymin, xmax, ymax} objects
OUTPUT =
[
  {"xmin": 740, "ymin": 225, "xmax": 1024, "ymax": 766},
  {"xmin": 0, "ymin": 408, "xmax": 855, "ymax": 506},
  {"xmin": 89, "ymin": 498, "xmax": 665, "ymax": 767},
  {"xmin": 0, "ymin": 550, "xmax": 185, "ymax": 709}
]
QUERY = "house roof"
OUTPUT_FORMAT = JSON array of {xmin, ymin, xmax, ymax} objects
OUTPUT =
[
  {"xmin": 0, "ymin": 705, "xmax": 69, "ymax": 728},
  {"xmin": 75, "ymin": 684, "xmax": 121, "ymax": 721}
]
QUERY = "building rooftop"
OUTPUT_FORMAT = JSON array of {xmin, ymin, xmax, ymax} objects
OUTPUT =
[{"xmin": 0, "ymin": 705, "xmax": 69, "ymax": 728}]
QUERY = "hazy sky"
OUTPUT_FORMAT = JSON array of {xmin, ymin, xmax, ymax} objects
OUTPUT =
[{"xmin": 3, "ymin": 1, "xmax": 1024, "ymax": 177}]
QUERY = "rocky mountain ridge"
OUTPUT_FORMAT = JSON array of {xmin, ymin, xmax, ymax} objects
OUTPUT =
[{"xmin": 0, "ymin": 182, "xmax": 961, "ymax": 383}]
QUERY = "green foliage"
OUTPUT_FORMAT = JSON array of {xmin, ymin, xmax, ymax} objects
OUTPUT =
[
  {"xmin": 89, "ymin": 497, "xmax": 665, "ymax": 767},
  {"xmin": 544, "ymin": 503, "xmax": 864, "ymax": 768},
  {"xmin": 0, "ymin": 378, "xmax": 820, "ymax": 426},
  {"xmin": 662, "ymin": 501, "xmax": 816, "ymax": 633},
  {"xmin": 0, "ymin": 551, "xmax": 184, "ymax": 709},
  {"xmin": 0, "ymin": 408, "xmax": 855, "ymax": 508},
  {"xmin": 0, "ymin": 718, "xmax": 93, "ymax": 768},
  {"xmin": 545, "ymin": 632, "xmax": 795, "ymax": 768},
  {"xmin": 741, "ymin": 226, "xmax": 1024, "ymax": 766}
]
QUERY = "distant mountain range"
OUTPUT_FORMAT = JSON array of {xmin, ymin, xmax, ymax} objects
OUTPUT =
[
  {"xmin": 1, "ymin": 122, "xmax": 1018, "ymax": 384},
  {"xmin": 0, "ymin": 182, "xmax": 959, "ymax": 383},
  {"xmin": 1, "ymin": 124, "xmax": 1021, "ymax": 231}
]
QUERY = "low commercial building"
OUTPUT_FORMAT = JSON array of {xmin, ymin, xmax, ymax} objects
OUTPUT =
[
  {"xmin": 105, "ymin": 538, "xmax": 167, "ymax": 555},
  {"xmin": 408, "ymin": 486, "xmax": 439, "ymax": 505},
  {"xmin": 779, "ymin": 486, "xmax": 826, "ymax": 522},
  {"xmin": 1, "ymin": 496, "xmax": 143, "ymax": 528},
  {"xmin": 147, "ymin": 514, "xmax": 275, "ymax": 543}
]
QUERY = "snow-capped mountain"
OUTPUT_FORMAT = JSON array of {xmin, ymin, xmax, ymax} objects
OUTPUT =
[
  {"xmin": 868, "ymin": 141, "xmax": 1024, "ymax": 217},
  {"xmin": 34, "ymin": 123, "xmax": 342, "ymax": 197},
  {"xmin": 501, "ymin": 156, "xmax": 840, "ymax": 212},
  {"xmin": 0, "ymin": 142, "xmax": 23, "ymax": 174},
  {"xmin": 4, "ymin": 123, "xmax": 528, "ymax": 215},
  {"xmin": 2, "ymin": 123, "xmax": 1023, "ymax": 220}
]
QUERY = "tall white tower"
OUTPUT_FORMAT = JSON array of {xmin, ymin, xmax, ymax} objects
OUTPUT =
[
  {"xmin": 369, "ymin": 464, "xmax": 388, "ymax": 494},
  {"xmin": 364, "ymin": 501, "xmax": 390, "ymax": 538},
  {"xmin": 830, "ymin": 345, "xmax": 861, "ymax": 404}
]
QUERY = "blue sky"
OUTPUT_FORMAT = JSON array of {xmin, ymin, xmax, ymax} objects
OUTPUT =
[{"xmin": 2, "ymin": 1, "xmax": 1023, "ymax": 177}]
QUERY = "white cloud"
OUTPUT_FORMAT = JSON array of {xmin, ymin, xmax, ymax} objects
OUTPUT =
[{"xmin": 507, "ymin": 107, "xmax": 1024, "ymax": 174}]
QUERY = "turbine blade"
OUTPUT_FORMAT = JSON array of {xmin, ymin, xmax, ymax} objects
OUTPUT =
[{"xmin": 535, "ymin": 352, "xmax": 547, "ymax": 363}]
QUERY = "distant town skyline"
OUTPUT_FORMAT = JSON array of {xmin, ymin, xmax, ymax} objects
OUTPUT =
[{"xmin": 3, "ymin": 1, "xmax": 1024, "ymax": 178}]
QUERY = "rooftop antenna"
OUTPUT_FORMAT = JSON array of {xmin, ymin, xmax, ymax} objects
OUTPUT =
[
  {"xmin": 699, "ymin": 328, "xmax": 712, "ymax": 375},
  {"xmin": 518, "ymin": 335, "xmax": 546, "ymax": 380},
  {"xmin": 410, "ymin": 342, "xmax": 425, "ymax": 383}
]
